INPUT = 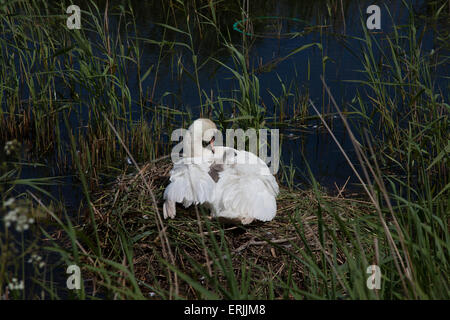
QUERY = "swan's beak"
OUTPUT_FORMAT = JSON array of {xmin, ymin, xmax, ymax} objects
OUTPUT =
[{"xmin": 210, "ymin": 136, "xmax": 215, "ymax": 154}]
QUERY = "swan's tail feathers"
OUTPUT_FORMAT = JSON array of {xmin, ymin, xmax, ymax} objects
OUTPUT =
[
  {"xmin": 215, "ymin": 211, "xmax": 255, "ymax": 225},
  {"xmin": 216, "ymin": 175, "xmax": 277, "ymax": 223},
  {"xmin": 264, "ymin": 174, "xmax": 280, "ymax": 197},
  {"xmin": 163, "ymin": 200, "xmax": 176, "ymax": 219},
  {"xmin": 241, "ymin": 216, "xmax": 255, "ymax": 225},
  {"xmin": 163, "ymin": 163, "xmax": 215, "ymax": 208},
  {"xmin": 248, "ymin": 186, "xmax": 277, "ymax": 222}
]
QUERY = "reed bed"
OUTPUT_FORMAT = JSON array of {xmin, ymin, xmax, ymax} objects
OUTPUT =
[
  {"xmin": 0, "ymin": 0, "xmax": 449, "ymax": 300},
  {"xmin": 87, "ymin": 157, "xmax": 376, "ymax": 299}
]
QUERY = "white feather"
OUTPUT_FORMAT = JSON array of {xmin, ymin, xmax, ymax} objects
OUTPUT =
[
  {"xmin": 163, "ymin": 157, "xmax": 215, "ymax": 207},
  {"xmin": 163, "ymin": 119, "xmax": 279, "ymax": 224},
  {"xmin": 210, "ymin": 147, "xmax": 279, "ymax": 223}
]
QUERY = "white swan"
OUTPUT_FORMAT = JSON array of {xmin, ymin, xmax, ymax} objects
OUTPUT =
[
  {"xmin": 163, "ymin": 119, "xmax": 217, "ymax": 220},
  {"xmin": 163, "ymin": 118, "xmax": 279, "ymax": 224}
]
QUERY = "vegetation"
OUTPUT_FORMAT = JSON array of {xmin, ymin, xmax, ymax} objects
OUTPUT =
[{"xmin": 0, "ymin": 0, "xmax": 448, "ymax": 299}]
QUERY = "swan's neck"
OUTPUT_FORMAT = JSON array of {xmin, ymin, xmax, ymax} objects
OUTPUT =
[{"xmin": 183, "ymin": 131, "xmax": 210, "ymax": 158}]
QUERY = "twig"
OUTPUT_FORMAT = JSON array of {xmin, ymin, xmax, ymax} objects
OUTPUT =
[
  {"xmin": 103, "ymin": 114, "xmax": 179, "ymax": 298},
  {"xmin": 335, "ymin": 176, "xmax": 350, "ymax": 198},
  {"xmin": 201, "ymin": 226, "xmax": 239, "ymax": 235},
  {"xmin": 27, "ymin": 191, "xmax": 97, "ymax": 267},
  {"xmin": 234, "ymin": 237, "xmax": 298, "ymax": 253},
  {"xmin": 317, "ymin": 76, "xmax": 414, "ymax": 298}
]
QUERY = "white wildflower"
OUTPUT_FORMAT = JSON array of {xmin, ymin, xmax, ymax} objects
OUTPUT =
[
  {"xmin": 3, "ymin": 197, "xmax": 15, "ymax": 208},
  {"xmin": 4, "ymin": 208, "xmax": 19, "ymax": 227},
  {"xmin": 7, "ymin": 278, "xmax": 24, "ymax": 290},
  {"xmin": 17, "ymin": 280, "xmax": 24, "ymax": 290},
  {"xmin": 28, "ymin": 254, "xmax": 45, "ymax": 268},
  {"xmin": 4, "ymin": 140, "xmax": 18, "ymax": 156},
  {"xmin": 3, "ymin": 207, "xmax": 34, "ymax": 232}
]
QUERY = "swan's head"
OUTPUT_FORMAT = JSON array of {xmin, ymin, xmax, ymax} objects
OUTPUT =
[{"xmin": 188, "ymin": 118, "xmax": 218, "ymax": 154}]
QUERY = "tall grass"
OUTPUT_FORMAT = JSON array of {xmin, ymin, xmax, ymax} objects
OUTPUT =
[
  {"xmin": 0, "ymin": 0, "xmax": 448, "ymax": 300},
  {"xmin": 0, "ymin": 0, "xmax": 174, "ymax": 180}
]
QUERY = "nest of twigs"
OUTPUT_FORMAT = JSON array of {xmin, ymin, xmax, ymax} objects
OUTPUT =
[{"xmin": 91, "ymin": 156, "xmax": 372, "ymax": 298}]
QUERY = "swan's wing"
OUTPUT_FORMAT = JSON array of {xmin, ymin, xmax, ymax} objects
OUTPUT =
[
  {"xmin": 214, "ymin": 169, "xmax": 277, "ymax": 222},
  {"xmin": 164, "ymin": 158, "xmax": 215, "ymax": 207},
  {"xmin": 212, "ymin": 147, "xmax": 279, "ymax": 222},
  {"xmin": 208, "ymin": 163, "xmax": 223, "ymax": 183},
  {"xmin": 214, "ymin": 147, "xmax": 279, "ymax": 196}
]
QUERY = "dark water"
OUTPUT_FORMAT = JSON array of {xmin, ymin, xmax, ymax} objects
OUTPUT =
[
  {"xmin": 72, "ymin": 0, "xmax": 445, "ymax": 194},
  {"xmin": 16, "ymin": 0, "xmax": 446, "ymax": 208},
  {"xmin": 5, "ymin": 0, "xmax": 445, "ymax": 214},
  {"xmin": 122, "ymin": 0, "xmax": 442, "ymax": 187},
  {"xmin": 2, "ymin": 0, "xmax": 448, "ymax": 299}
]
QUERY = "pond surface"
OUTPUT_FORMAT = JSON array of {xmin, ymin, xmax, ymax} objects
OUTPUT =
[
  {"xmin": 6, "ymin": 0, "xmax": 448, "ymax": 208},
  {"xmin": 2, "ymin": 0, "xmax": 448, "ymax": 299},
  {"xmin": 76, "ymin": 0, "xmax": 444, "ymax": 194}
]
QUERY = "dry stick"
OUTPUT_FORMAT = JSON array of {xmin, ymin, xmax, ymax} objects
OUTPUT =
[
  {"xmin": 317, "ymin": 76, "xmax": 412, "ymax": 297},
  {"xmin": 179, "ymin": 133, "xmax": 213, "ymax": 276},
  {"xmin": 234, "ymin": 237, "xmax": 298, "ymax": 253},
  {"xmin": 193, "ymin": 205, "xmax": 213, "ymax": 277},
  {"xmin": 28, "ymin": 191, "xmax": 96, "ymax": 267},
  {"xmin": 309, "ymin": 99, "xmax": 375, "ymax": 204},
  {"xmin": 126, "ymin": 155, "xmax": 171, "ymax": 186},
  {"xmin": 185, "ymin": 167, "xmax": 213, "ymax": 277},
  {"xmin": 374, "ymin": 236, "xmax": 380, "ymax": 299},
  {"xmin": 335, "ymin": 176, "xmax": 350, "ymax": 198},
  {"xmin": 104, "ymin": 0, "xmax": 111, "ymax": 58},
  {"xmin": 150, "ymin": 6, "xmax": 171, "ymax": 103},
  {"xmin": 113, "ymin": 255, "xmax": 127, "ymax": 300},
  {"xmin": 340, "ymin": 0, "xmax": 346, "ymax": 34},
  {"xmin": 303, "ymin": 222, "xmax": 349, "ymax": 291},
  {"xmin": 312, "ymin": 89, "xmax": 410, "ymax": 295},
  {"xmin": 202, "ymin": 226, "xmax": 238, "ymax": 235},
  {"xmin": 363, "ymin": 130, "xmax": 416, "ymax": 296},
  {"xmin": 321, "ymin": 77, "xmax": 412, "ymax": 282},
  {"xmin": 374, "ymin": 237, "xmax": 380, "ymax": 267},
  {"xmin": 316, "ymin": 86, "xmax": 382, "ymax": 213},
  {"xmin": 103, "ymin": 114, "xmax": 179, "ymax": 298}
]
